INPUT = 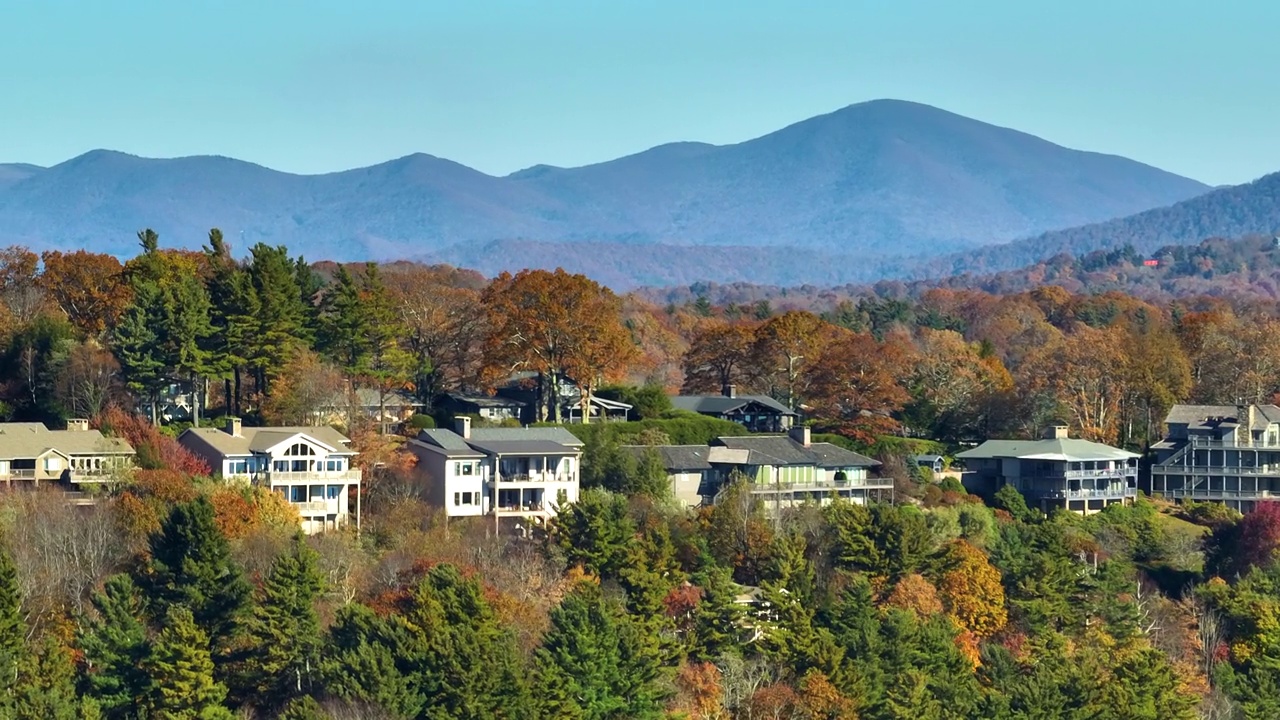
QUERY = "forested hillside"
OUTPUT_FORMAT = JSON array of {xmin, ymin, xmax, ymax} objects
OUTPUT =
[{"xmin": 1, "ymin": 233, "xmax": 1280, "ymax": 715}]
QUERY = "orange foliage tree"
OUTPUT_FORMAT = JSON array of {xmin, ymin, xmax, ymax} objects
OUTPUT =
[
  {"xmin": 937, "ymin": 540, "xmax": 1008, "ymax": 638},
  {"xmin": 38, "ymin": 250, "xmax": 130, "ymax": 336},
  {"xmin": 750, "ymin": 311, "xmax": 842, "ymax": 410},
  {"xmin": 886, "ymin": 573, "xmax": 943, "ymax": 618},
  {"xmin": 680, "ymin": 321, "xmax": 758, "ymax": 395},
  {"xmin": 808, "ymin": 332, "xmax": 913, "ymax": 445},
  {"xmin": 481, "ymin": 269, "xmax": 636, "ymax": 423}
]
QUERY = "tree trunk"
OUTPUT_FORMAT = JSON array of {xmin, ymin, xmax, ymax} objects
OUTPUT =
[
  {"xmin": 224, "ymin": 377, "xmax": 233, "ymax": 418},
  {"xmin": 192, "ymin": 375, "xmax": 201, "ymax": 428},
  {"xmin": 233, "ymin": 367, "xmax": 242, "ymax": 417}
]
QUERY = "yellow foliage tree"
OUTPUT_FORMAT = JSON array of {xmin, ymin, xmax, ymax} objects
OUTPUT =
[{"xmin": 937, "ymin": 540, "xmax": 1008, "ymax": 638}]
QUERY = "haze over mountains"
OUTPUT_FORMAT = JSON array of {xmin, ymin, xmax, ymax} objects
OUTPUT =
[{"xmin": 0, "ymin": 99, "xmax": 1240, "ymax": 287}]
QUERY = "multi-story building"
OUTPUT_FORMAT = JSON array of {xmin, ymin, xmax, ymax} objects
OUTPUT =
[
  {"xmin": 178, "ymin": 418, "xmax": 361, "ymax": 534},
  {"xmin": 1147, "ymin": 403, "xmax": 1280, "ymax": 512},
  {"xmin": 407, "ymin": 418, "xmax": 583, "ymax": 522},
  {"xmin": 957, "ymin": 426, "xmax": 1138, "ymax": 515},
  {"xmin": 0, "ymin": 420, "xmax": 134, "ymax": 487},
  {"xmin": 626, "ymin": 426, "xmax": 888, "ymax": 509}
]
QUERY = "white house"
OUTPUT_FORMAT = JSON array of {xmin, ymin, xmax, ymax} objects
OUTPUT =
[
  {"xmin": 178, "ymin": 418, "xmax": 361, "ymax": 534},
  {"xmin": 407, "ymin": 418, "xmax": 583, "ymax": 523}
]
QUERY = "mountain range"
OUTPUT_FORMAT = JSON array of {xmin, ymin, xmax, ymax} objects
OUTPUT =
[{"xmin": 0, "ymin": 99, "xmax": 1225, "ymax": 286}]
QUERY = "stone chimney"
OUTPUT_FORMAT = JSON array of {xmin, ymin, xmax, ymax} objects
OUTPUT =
[
  {"xmin": 723, "ymin": 384, "xmax": 737, "ymax": 398},
  {"xmin": 1046, "ymin": 425, "xmax": 1069, "ymax": 440},
  {"xmin": 1237, "ymin": 403, "xmax": 1256, "ymax": 447},
  {"xmin": 455, "ymin": 416, "xmax": 472, "ymax": 439},
  {"xmin": 225, "ymin": 417, "xmax": 242, "ymax": 437},
  {"xmin": 66, "ymin": 419, "xmax": 89, "ymax": 432},
  {"xmin": 790, "ymin": 425, "xmax": 812, "ymax": 447}
]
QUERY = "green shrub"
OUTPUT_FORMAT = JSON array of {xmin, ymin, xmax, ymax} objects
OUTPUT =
[{"xmin": 407, "ymin": 413, "xmax": 436, "ymax": 430}]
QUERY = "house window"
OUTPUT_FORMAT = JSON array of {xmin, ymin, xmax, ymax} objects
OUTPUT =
[
  {"xmin": 454, "ymin": 492, "xmax": 461, "ymax": 506},
  {"xmin": 285, "ymin": 443, "xmax": 316, "ymax": 457},
  {"xmin": 231, "ymin": 461, "xmax": 248, "ymax": 474},
  {"xmin": 327, "ymin": 485, "xmax": 342, "ymax": 499},
  {"xmin": 461, "ymin": 463, "xmax": 473, "ymax": 475},
  {"xmin": 44, "ymin": 458, "xmax": 58, "ymax": 471},
  {"xmin": 274, "ymin": 461, "xmax": 288, "ymax": 472},
  {"xmin": 290, "ymin": 486, "xmax": 306, "ymax": 502},
  {"xmin": 462, "ymin": 492, "xmax": 473, "ymax": 505}
]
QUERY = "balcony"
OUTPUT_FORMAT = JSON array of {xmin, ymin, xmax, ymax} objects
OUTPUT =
[
  {"xmin": 263, "ymin": 470, "xmax": 362, "ymax": 485},
  {"xmin": 1062, "ymin": 468, "xmax": 1136, "ymax": 480},
  {"xmin": 5, "ymin": 469, "xmax": 37, "ymax": 480},
  {"xmin": 495, "ymin": 473, "xmax": 576, "ymax": 484},
  {"xmin": 292, "ymin": 499, "xmax": 343, "ymax": 515},
  {"xmin": 1153, "ymin": 464, "xmax": 1280, "ymax": 477},
  {"xmin": 1035, "ymin": 487, "xmax": 1138, "ymax": 500},
  {"xmin": 750, "ymin": 478, "xmax": 894, "ymax": 493}
]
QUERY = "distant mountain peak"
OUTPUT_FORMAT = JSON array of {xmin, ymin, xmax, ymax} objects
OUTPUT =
[{"xmin": 0, "ymin": 101, "xmax": 1217, "ymax": 287}]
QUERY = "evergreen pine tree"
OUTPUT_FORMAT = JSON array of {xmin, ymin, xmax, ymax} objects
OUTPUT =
[
  {"xmin": 318, "ymin": 266, "xmax": 367, "ymax": 375},
  {"xmin": 77, "ymin": 574, "xmax": 149, "ymax": 717},
  {"xmin": 139, "ymin": 497, "xmax": 251, "ymax": 656},
  {"xmin": 203, "ymin": 230, "xmax": 258, "ymax": 417},
  {"xmin": 689, "ymin": 564, "xmax": 744, "ymax": 662},
  {"xmin": 245, "ymin": 243, "xmax": 309, "ymax": 395},
  {"xmin": 534, "ymin": 581, "xmax": 666, "ymax": 720},
  {"xmin": 12, "ymin": 635, "xmax": 79, "ymax": 720},
  {"xmin": 112, "ymin": 281, "xmax": 167, "ymax": 424},
  {"xmin": 140, "ymin": 606, "xmax": 233, "ymax": 719},
  {"xmin": 357, "ymin": 264, "xmax": 414, "ymax": 432},
  {"xmin": 161, "ymin": 270, "xmax": 215, "ymax": 425},
  {"xmin": 406, "ymin": 564, "xmax": 531, "ymax": 720},
  {"xmin": 239, "ymin": 535, "xmax": 324, "ymax": 710},
  {"xmin": 320, "ymin": 603, "xmax": 424, "ymax": 717},
  {"xmin": 0, "ymin": 547, "xmax": 24, "ymax": 708}
]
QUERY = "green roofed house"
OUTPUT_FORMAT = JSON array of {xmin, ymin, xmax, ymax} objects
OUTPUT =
[
  {"xmin": 626, "ymin": 426, "xmax": 888, "ymax": 510},
  {"xmin": 957, "ymin": 425, "xmax": 1138, "ymax": 515}
]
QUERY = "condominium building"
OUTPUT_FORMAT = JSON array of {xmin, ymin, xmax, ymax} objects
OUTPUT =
[{"xmin": 1147, "ymin": 403, "xmax": 1280, "ymax": 513}]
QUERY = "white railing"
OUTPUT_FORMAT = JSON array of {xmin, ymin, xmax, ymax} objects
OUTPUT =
[
  {"xmin": 264, "ymin": 470, "xmax": 362, "ymax": 484},
  {"xmin": 1037, "ymin": 488, "xmax": 1138, "ymax": 499},
  {"xmin": 496, "ymin": 473, "xmax": 576, "ymax": 484},
  {"xmin": 292, "ymin": 500, "xmax": 342, "ymax": 514}
]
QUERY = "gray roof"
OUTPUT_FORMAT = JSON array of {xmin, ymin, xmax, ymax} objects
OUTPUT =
[
  {"xmin": 1165, "ymin": 404, "xmax": 1280, "ymax": 432},
  {"xmin": 714, "ymin": 436, "xmax": 879, "ymax": 468},
  {"xmin": 956, "ymin": 438, "xmax": 1138, "ymax": 462},
  {"xmin": 0, "ymin": 423, "xmax": 134, "ymax": 459},
  {"xmin": 467, "ymin": 439, "xmax": 581, "ymax": 456},
  {"xmin": 415, "ymin": 426, "xmax": 583, "ymax": 458},
  {"xmin": 445, "ymin": 393, "xmax": 525, "ymax": 409},
  {"xmin": 915, "ymin": 454, "xmax": 944, "ymax": 463},
  {"xmin": 470, "ymin": 427, "xmax": 584, "ymax": 446},
  {"xmin": 670, "ymin": 394, "xmax": 796, "ymax": 417},
  {"xmin": 181, "ymin": 425, "xmax": 356, "ymax": 457},
  {"xmin": 621, "ymin": 445, "xmax": 713, "ymax": 471}
]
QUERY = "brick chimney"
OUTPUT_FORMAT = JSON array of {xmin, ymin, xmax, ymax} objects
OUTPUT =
[
  {"xmin": 225, "ymin": 417, "xmax": 242, "ymax": 437},
  {"xmin": 790, "ymin": 425, "xmax": 811, "ymax": 447},
  {"xmin": 1046, "ymin": 425, "xmax": 1069, "ymax": 440},
  {"xmin": 66, "ymin": 419, "xmax": 89, "ymax": 432},
  {"xmin": 455, "ymin": 416, "xmax": 472, "ymax": 439},
  {"xmin": 723, "ymin": 384, "xmax": 737, "ymax": 398}
]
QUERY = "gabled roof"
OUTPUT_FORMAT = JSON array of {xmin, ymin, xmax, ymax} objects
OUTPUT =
[
  {"xmin": 713, "ymin": 436, "xmax": 879, "ymax": 468},
  {"xmin": 470, "ymin": 427, "xmax": 584, "ymax": 447},
  {"xmin": 621, "ymin": 445, "xmax": 713, "ymax": 471},
  {"xmin": 322, "ymin": 388, "xmax": 421, "ymax": 409},
  {"xmin": 412, "ymin": 429, "xmax": 486, "ymax": 458},
  {"xmin": 671, "ymin": 394, "xmax": 796, "ymax": 417},
  {"xmin": 414, "ymin": 426, "xmax": 584, "ymax": 458},
  {"xmin": 181, "ymin": 425, "xmax": 355, "ymax": 457},
  {"xmin": 956, "ymin": 438, "xmax": 1137, "ymax": 462},
  {"xmin": 444, "ymin": 392, "xmax": 526, "ymax": 409},
  {"xmin": 0, "ymin": 423, "xmax": 133, "ymax": 460}
]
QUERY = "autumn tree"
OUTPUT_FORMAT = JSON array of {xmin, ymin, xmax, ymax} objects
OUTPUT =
[
  {"xmin": 807, "ymin": 332, "xmax": 913, "ymax": 444},
  {"xmin": 482, "ymin": 269, "xmax": 635, "ymax": 423},
  {"xmin": 680, "ymin": 321, "xmax": 757, "ymax": 395},
  {"xmin": 937, "ymin": 540, "xmax": 1008, "ymax": 638},
  {"xmin": 0, "ymin": 245, "xmax": 47, "ymax": 326},
  {"xmin": 750, "ymin": 311, "xmax": 839, "ymax": 410},
  {"xmin": 384, "ymin": 265, "xmax": 487, "ymax": 400},
  {"xmin": 55, "ymin": 340, "xmax": 122, "ymax": 419},
  {"xmin": 1019, "ymin": 323, "xmax": 1128, "ymax": 444},
  {"xmin": 258, "ymin": 349, "xmax": 346, "ymax": 426},
  {"xmin": 38, "ymin": 250, "xmax": 129, "ymax": 336}
]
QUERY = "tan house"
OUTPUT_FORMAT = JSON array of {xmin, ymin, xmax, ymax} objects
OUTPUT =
[
  {"xmin": 179, "ymin": 419, "xmax": 361, "ymax": 535},
  {"xmin": 0, "ymin": 420, "xmax": 135, "ymax": 487}
]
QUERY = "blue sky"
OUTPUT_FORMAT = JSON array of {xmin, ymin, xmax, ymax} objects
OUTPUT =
[{"xmin": 3, "ymin": 0, "xmax": 1278, "ymax": 185}]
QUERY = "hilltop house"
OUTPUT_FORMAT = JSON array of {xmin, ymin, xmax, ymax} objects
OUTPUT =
[
  {"xmin": 0, "ymin": 420, "xmax": 135, "ymax": 487},
  {"xmin": 627, "ymin": 427, "xmax": 886, "ymax": 509},
  {"xmin": 407, "ymin": 418, "xmax": 583, "ymax": 522},
  {"xmin": 670, "ymin": 386, "xmax": 797, "ymax": 433},
  {"xmin": 1147, "ymin": 403, "xmax": 1280, "ymax": 513},
  {"xmin": 313, "ymin": 387, "xmax": 423, "ymax": 427},
  {"xmin": 438, "ymin": 392, "xmax": 527, "ymax": 424},
  {"xmin": 957, "ymin": 426, "xmax": 1138, "ymax": 515},
  {"xmin": 178, "ymin": 419, "xmax": 362, "ymax": 535},
  {"xmin": 495, "ymin": 372, "xmax": 632, "ymax": 424}
]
